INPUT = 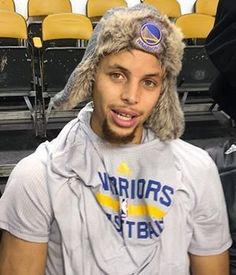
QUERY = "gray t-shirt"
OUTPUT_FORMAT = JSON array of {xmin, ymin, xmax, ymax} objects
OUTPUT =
[{"xmin": 0, "ymin": 103, "xmax": 232, "ymax": 274}]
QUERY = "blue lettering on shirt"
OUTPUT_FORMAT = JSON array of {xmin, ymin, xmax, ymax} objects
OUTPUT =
[{"xmin": 97, "ymin": 172, "xmax": 173, "ymax": 240}]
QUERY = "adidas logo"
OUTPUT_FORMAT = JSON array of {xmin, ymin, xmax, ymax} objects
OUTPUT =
[{"xmin": 225, "ymin": 144, "xmax": 236, "ymax": 155}]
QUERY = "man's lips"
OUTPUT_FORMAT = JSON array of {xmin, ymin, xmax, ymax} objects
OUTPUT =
[{"xmin": 110, "ymin": 108, "xmax": 139, "ymax": 127}]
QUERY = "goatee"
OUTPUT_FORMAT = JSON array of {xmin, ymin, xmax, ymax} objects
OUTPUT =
[{"xmin": 102, "ymin": 119, "xmax": 136, "ymax": 144}]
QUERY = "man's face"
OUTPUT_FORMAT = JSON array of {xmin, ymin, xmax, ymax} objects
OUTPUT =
[{"xmin": 91, "ymin": 49, "xmax": 164, "ymax": 144}]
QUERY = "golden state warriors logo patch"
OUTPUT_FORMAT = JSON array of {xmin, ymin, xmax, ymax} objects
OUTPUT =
[{"xmin": 136, "ymin": 22, "xmax": 162, "ymax": 53}]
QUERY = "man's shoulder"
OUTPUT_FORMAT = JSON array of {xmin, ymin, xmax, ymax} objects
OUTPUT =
[
  {"xmin": 14, "ymin": 151, "xmax": 47, "ymax": 176},
  {"xmin": 170, "ymin": 138, "xmax": 216, "ymax": 173},
  {"xmin": 6, "ymin": 146, "xmax": 48, "ymax": 192},
  {"xmin": 171, "ymin": 138, "xmax": 210, "ymax": 157}
]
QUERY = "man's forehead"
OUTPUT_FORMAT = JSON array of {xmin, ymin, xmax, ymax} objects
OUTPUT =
[
  {"xmin": 99, "ymin": 50, "xmax": 163, "ymax": 76},
  {"xmin": 101, "ymin": 49, "xmax": 160, "ymax": 66}
]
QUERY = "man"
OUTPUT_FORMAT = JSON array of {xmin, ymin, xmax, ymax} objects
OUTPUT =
[
  {"xmin": 206, "ymin": 0, "xmax": 236, "ymax": 121},
  {"xmin": 0, "ymin": 4, "xmax": 232, "ymax": 275}
]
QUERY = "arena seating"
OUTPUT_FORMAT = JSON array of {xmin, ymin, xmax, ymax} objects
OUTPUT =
[
  {"xmin": 33, "ymin": 13, "xmax": 93, "ymax": 136},
  {"xmin": 0, "ymin": 0, "xmax": 15, "ymax": 12},
  {"xmin": 86, "ymin": 0, "xmax": 127, "ymax": 25},
  {"xmin": 177, "ymin": 46, "xmax": 218, "ymax": 105},
  {"xmin": 27, "ymin": 0, "xmax": 72, "ymax": 39},
  {"xmin": 175, "ymin": 13, "xmax": 217, "ymax": 114},
  {"xmin": 143, "ymin": 0, "xmax": 181, "ymax": 21},
  {"xmin": 0, "ymin": 10, "xmax": 38, "ymax": 134},
  {"xmin": 175, "ymin": 13, "xmax": 215, "ymax": 44},
  {"xmin": 195, "ymin": 0, "xmax": 219, "ymax": 16}
]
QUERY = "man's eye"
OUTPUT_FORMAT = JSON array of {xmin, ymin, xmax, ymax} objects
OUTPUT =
[
  {"xmin": 144, "ymin": 79, "xmax": 157, "ymax": 88},
  {"xmin": 110, "ymin": 72, "xmax": 124, "ymax": 80}
]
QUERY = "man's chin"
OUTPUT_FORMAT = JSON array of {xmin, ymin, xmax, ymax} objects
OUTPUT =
[{"xmin": 102, "ymin": 120, "xmax": 136, "ymax": 144}]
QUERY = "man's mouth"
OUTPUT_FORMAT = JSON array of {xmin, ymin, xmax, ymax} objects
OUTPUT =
[
  {"xmin": 110, "ymin": 109, "xmax": 139, "ymax": 128},
  {"xmin": 113, "ymin": 110, "xmax": 134, "ymax": 121}
]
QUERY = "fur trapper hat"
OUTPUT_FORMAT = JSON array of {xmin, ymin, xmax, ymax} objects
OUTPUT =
[{"xmin": 52, "ymin": 4, "xmax": 185, "ymax": 140}]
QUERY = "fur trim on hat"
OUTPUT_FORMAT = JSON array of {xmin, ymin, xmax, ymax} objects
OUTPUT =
[{"xmin": 52, "ymin": 4, "xmax": 185, "ymax": 141}]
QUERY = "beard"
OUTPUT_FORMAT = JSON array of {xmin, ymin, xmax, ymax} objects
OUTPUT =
[{"xmin": 102, "ymin": 118, "xmax": 137, "ymax": 144}]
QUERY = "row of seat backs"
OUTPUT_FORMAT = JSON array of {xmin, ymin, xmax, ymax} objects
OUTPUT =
[
  {"xmin": 0, "ymin": 0, "xmax": 220, "ymax": 19},
  {"xmin": 0, "ymin": 9, "xmax": 217, "ymax": 78},
  {"xmin": 143, "ymin": 0, "xmax": 219, "ymax": 19},
  {"xmin": 87, "ymin": 0, "xmax": 219, "ymax": 20},
  {"xmin": 0, "ymin": 11, "xmax": 215, "ymax": 45},
  {"xmin": 0, "ymin": 0, "xmax": 126, "ymax": 18},
  {"xmin": 28, "ymin": 0, "xmax": 127, "ymax": 18},
  {"xmin": 0, "ymin": 0, "xmax": 218, "ymax": 41},
  {"xmin": 144, "ymin": 0, "xmax": 219, "ymax": 17},
  {"xmin": 0, "ymin": 11, "xmax": 92, "ymax": 43},
  {"xmin": 0, "ymin": 0, "xmax": 71, "ymax": 15}
]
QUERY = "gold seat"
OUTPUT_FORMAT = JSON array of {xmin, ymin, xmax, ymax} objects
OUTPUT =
[
  {"xmin": 195, "ymin": 0, "xmax": 219, "ymax": 16},
  {"xmin": 143, "ymin": 0, "xmax": 181, "ymax": 20},
  {"xmin": 86, "ymin": 0, "xmax": 127, "ymax": 24},
  {"xmin": 27, "ymin": 0, "xmax": 72, "ymax": 39},
  {"xmin": 28, "ymin": 0, "xmax": 72, "ymax": 17},
  {"xmin": 0, "ymin": 0, "xmax": 15, "ymax": 12},
  {"xmin": 175, "ymin": 13, "xmax": 215, "ymax": 40},
  {"xmin": 42, "ymin": 13, "xmax": 92, "ymax": 41},
  {"xmin": 0, "ymin": 10, "xmax": 27, "ymax": 41}
]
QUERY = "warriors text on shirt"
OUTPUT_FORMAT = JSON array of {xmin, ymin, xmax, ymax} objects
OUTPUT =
[{"xmin": 96, "ymin": 172, "xmax": 175, "ymax": 239}]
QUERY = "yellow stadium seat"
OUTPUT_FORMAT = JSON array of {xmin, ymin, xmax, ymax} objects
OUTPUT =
[
  {"xmin": 28, "ymin": 0, "xmax": 72, "ymax": 17},
  {"xmin": 175, "ymin": 13, "xmax": 215, "ymax": 39},
  {"xmin": 86, "ymin": 0, "xmax": 127, "ymax": 23},
  {"xmin": 0, "ymin": 0, "xmax": 15, "ymax": 12},
  {"xmin": 143, "ymin": 0, "xmax": 181, "ymax": 20},
  {"xmin": 27, "ymin": 0, "xmax": 72, "ymax": 40},
  {"xmin": 42, "ymin": 13, "xmax": 92, "ymax": 41},
  {"xmin": 195, "ymin": 0, "xmax": 219, "ymax": 16},
  {"xmin": 0, "ymin": 10, "xmax": 27, "ymax": 40}
]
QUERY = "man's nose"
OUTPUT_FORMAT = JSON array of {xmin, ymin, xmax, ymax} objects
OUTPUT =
[{"xmin": 121, "ymin": 81, "xmax": 140, "ymax": 104}]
